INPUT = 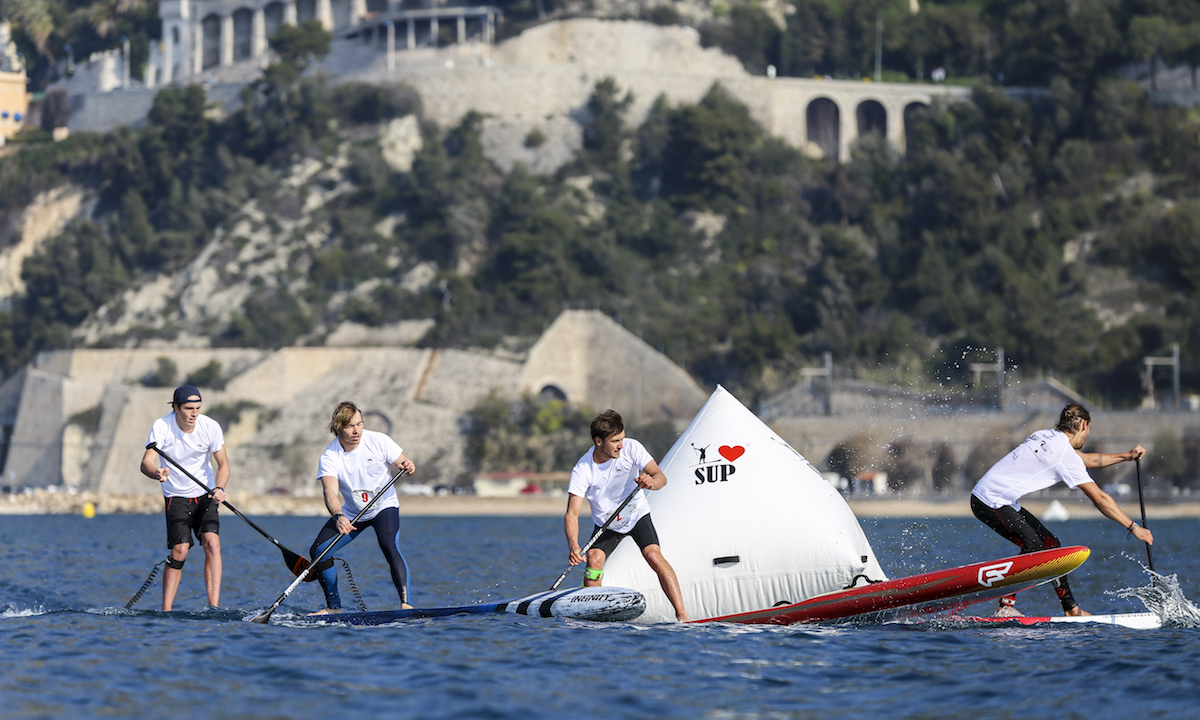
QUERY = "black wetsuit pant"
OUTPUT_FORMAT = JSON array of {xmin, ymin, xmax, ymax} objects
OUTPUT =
[
  {"xmin": 971, "ymin": 494, "xmax": 1078, "ymax": 612},
  {"xmin": 310, "ymin": 506, "xmax": 409, "ymax": 610}
]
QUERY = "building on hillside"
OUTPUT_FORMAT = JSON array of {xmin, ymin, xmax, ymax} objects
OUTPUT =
[
  {"xmin": 157, "ymin": 0, "xmax": 501, "ymax": 85},
  {"xmin": 0, "ymin": 21, "xmax": 29, "ymax": 144}
]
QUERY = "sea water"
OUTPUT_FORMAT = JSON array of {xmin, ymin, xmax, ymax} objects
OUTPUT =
[{"xmin": 1, "ymin": 513, "xmax": 1197, "ymax": 719}]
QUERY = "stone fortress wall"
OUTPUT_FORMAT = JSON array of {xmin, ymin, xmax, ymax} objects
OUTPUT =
[{"xmin": 0, "ymin": 311, "xmax": 707, "ymax": 496}]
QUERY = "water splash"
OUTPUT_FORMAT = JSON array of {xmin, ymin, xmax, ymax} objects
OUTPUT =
[
  {"xmin": 1111, "ymin": 567, "xmax": 1200, "ymax": 629},
  {"xmin": 2, "ymin": 603, "xmax": 48, "ymax": 618}
]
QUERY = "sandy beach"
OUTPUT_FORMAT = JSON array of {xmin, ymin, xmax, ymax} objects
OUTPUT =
[{"xmin": 3, "ymin": 489, "xmax": 1199, "ymax": 518}]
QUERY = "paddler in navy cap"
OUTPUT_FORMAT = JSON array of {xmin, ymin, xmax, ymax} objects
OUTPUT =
[
  {"xmin": 971, "ymin": 402, "xmax": 1152, "ymax": 617},
  {"xmin": 140, "ymin": 384, "xmax": 231, "ymax": 611}
]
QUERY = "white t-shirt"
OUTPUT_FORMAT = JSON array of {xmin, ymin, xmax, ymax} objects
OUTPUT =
[
  {"xmin": 318, "ymin": 429, "xmax": 404, "ymax": 521},
  {"xmin": 568, "ymin": 438, "xmax": 654, "ymax": 534},
  {"xmin": 972, "ymin": 429, "xmax": 1094, "ymax": 510},
  {"xmin": 146, "ymin": 413, "xmax": 226, "ymax": 498}
]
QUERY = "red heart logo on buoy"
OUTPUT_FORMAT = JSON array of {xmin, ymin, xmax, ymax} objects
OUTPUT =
[{"xmin": 719, "ymin": 445, "xmax": 745, "ymax": 462}]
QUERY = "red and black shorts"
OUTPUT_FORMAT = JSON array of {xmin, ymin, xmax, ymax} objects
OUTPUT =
[{"xmin": 164, "ymin": 495, "xmax": 220, "ymax": 549}]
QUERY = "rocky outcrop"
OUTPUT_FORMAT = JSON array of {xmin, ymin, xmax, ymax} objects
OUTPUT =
[{"xmin": 0, "ymin": 186, "xmax": 88, "ymax": 303}]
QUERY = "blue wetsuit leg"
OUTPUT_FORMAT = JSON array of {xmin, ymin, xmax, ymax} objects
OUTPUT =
[
  {"xmin": 310, "ymin": 520, "xmax": 361, "ymax": 610},
  {"xmin": 369, "ymin": 507, "xmax": 410, "ymax": 605}
]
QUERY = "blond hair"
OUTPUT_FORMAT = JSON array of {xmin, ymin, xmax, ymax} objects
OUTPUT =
[{"xmin": 329, "ymin": 401, "xmax": 361, "ymax": 435}]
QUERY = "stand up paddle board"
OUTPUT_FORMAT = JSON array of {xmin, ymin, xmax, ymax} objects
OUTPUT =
[
  {"xmin": 949, "ymin": 613, "xmax": 1161, "ymax": 630},
  {"xmin": 286, "ymin": 586, "xmax": 646, "ymax": 626},
  {"xmin": 693, "ymin": 545, "xmax": 1091, "ymax": 625}
]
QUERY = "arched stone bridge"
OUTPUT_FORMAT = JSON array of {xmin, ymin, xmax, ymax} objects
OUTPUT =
[{"xmin": 754, "ymin": 77, "xmax": 972, "ymax": 161}]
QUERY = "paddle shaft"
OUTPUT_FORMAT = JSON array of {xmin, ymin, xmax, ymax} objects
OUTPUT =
[
  {"xmin": 550, "ymin": 484, "xmax": 642, "ymax": 591},
  {"xmin": 251, "ymin": 467, "xmax": 409, "ymax": 623},
  {"xmin": 147, "ymin": 442, "xmax": 311, "ymax": 576},
  {"xmin": 1134, "ymin": 457, "xmax": 1155, "ymax": 571}
]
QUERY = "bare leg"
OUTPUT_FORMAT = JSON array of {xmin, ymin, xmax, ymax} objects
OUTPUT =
[
  {"xmin": 643, "ymin": 545, "xmax": 689, "ymax": 622},
  {"xmin": 584, "ymin": 548, "xmax": 607, "ymax": 587},
  {"xmin": 1065, "ymin": 606, "xmax": 1092, "ymax": 617},
  {"xmin": 162, "ymin": 543, "xmax": 190, "ymax": 611},
  {"xmin": 200, "ymin": 532, "xmax": 222, "ymax": 608}
]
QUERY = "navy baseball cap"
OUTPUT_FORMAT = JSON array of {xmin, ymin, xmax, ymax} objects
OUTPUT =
[{"xmin": 172, "ymin": 384, "xmax": 202, "ymax": 405}]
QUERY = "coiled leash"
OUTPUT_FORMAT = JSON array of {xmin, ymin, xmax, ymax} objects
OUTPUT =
[
  {"xmin": 125, "ymin": 558, "xmax": 169, "ymax": 609},
  {"xmin": 337, "ymin": 558, "xmax": 369, "ymax": 612}
]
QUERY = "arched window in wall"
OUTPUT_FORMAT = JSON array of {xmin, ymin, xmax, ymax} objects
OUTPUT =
[
  {"xmin": 233, "ymin": 8, "xmax": 254, "ymax": 61},
  {"xmin": 201, "ymin": 14, "xmax": 222, "ymax": 69},
  {"xmin": 856, "ymin": 100, "xmax": 887, "ymax": 139},
  {"xmin": 264, "ymin": 2, "xmax": 285, "ymax": 40},
  {"xmin": 297, "ymin": 0, "xmax": 318, "ymax": 23},
  {"xmin": 903, "ymin": 102, "xmax": 929, "ymax": 156},
  {"xmin": 806, "ymin": 97, "xmax": 840, "ymax": 161},
  {"xmin": 331, "ymin": 0, "xmax": 352, "ymax": 30},
  {"xmin": 539, "ymin": 385, "xmax": 568, "ymax": 402}
]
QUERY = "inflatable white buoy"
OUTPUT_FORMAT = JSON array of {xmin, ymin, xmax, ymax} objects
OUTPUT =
[{"xmin": 1043, "ymin": 499, "xmax": 1070, "ymax": 522}]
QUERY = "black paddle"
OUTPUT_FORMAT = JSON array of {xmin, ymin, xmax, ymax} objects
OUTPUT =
[
  {"xmin": 1134, "ymin": 457, "xmax": 1155, "ymax": 571},
  {"xmin": 147, "ymin": 442, "xmax": 312, "ymax": 578},
  {"xmin": 550, "ymin": 484, "xmax": 643, "ymax": 591},
  {"xmin": 250, "ymin": 467, "xmax": 409, "ymax": 624}
]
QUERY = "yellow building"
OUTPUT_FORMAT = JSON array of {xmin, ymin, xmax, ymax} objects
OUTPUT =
[{"xmin": 0, "ymin": 21, "xmax": 29, "ymax": 142}]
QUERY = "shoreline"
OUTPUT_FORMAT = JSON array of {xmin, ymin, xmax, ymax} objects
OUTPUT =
[{"xmin": 4, "ymin": 491, "xmax": 1199, "ymax": 518}]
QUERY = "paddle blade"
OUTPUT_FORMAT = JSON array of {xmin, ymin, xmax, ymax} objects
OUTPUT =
[
  {"xmin": 282, "ymin": 548, "xmax": 312, "ymax": 578},
  {"xmin": 250, "ymin": 609, "xmax": 273, "ymax": 624}
]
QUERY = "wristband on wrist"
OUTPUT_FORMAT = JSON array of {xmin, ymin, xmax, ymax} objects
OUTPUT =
[{"xmin": 333, "ymin": 512, "xmax": 344, "ymax": 520}]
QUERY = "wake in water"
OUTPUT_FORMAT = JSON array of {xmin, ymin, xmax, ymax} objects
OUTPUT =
[{"xmin": 1111, "ymin": 565, "xmax": 1200, "ymax": 629}]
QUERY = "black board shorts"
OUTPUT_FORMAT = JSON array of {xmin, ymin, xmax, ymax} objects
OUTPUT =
[
  {"xmin": 164, "ymin": 495, "xmax": 220, "ymax": 549},
  {"xmin": 588, "ymin": 514, "xmax": 661, "ymax": 560}
]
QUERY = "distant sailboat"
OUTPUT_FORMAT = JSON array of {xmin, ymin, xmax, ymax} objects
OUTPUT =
[{"xmin": 603, "ymin": 385, "xmax": 888, "ymax": 623}]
